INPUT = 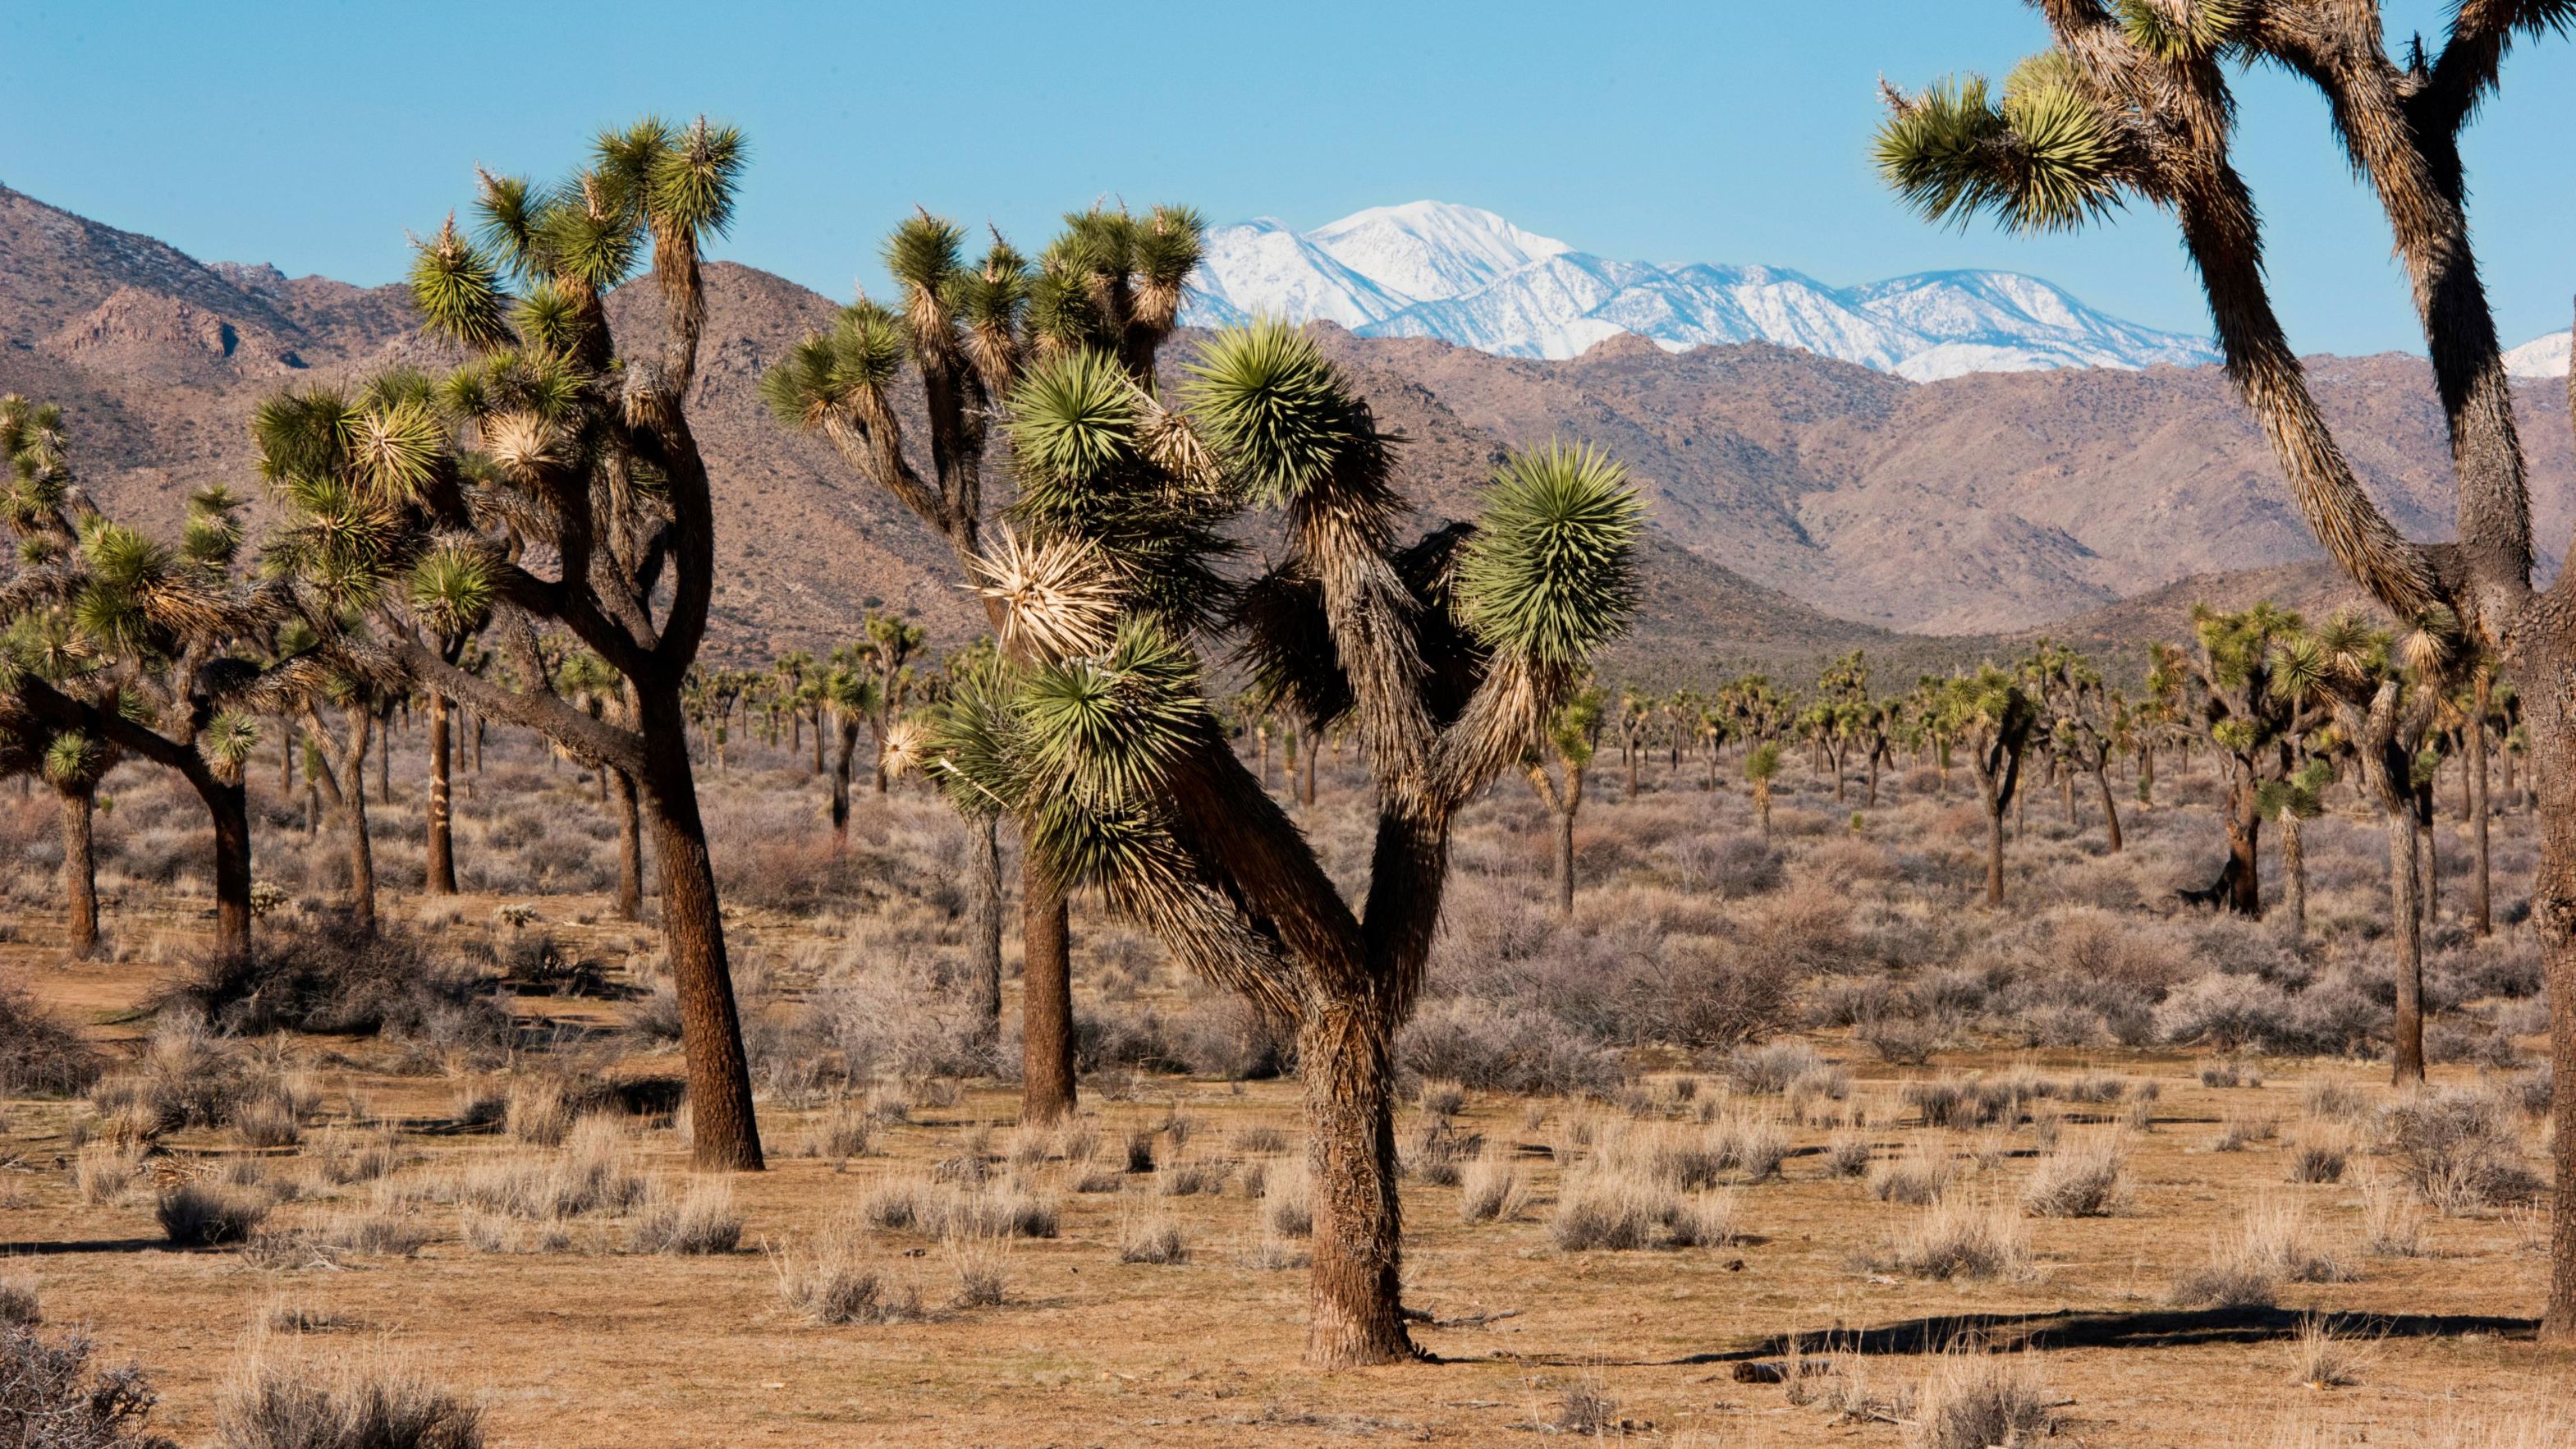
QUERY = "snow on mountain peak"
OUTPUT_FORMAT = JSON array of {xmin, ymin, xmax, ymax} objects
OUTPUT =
[
  {"xmin": 2506, "ymin": 329, "xmax": 2570, "ymax": 378},
  {"xmin": 1306, "ymin": 200, "xmax": 1570, "ymax": 303},
  {"xmin": 1181, "ymin": 204, "xmax": 2217, "ymax": 379}
]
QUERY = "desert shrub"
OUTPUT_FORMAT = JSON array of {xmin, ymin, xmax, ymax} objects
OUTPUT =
[
  {"xmin": 1655, "ymin": 938, "xmax": 1798, "ymax": 1050},
  {"xmin": 1117, "ymin": 1214, "xmax": 1189, "ymax": 1265},
  {"xmin": 1871, "ymin": 1144, "xmax": 1955, "ymax": 1205},
  {"xmin": 1909, "ymin": 1351, "xmax": 2055, "ymax": 1449},
  {"xmin": 1825, "ymin": 1132, "xmax": 1873, "ymax": 1178},
  {"xmin": 944, "ymin": 1225, "xmax": 1012, "ymax": 1309},
  {"xmin": 2171, "ymin": 1199, "xmax": 2349, "ymax": 1308},
  {"xmin": 0, "ymin": 1277, "xmax": 35, "ymax": 1333},
  {"xmin": 214, "ymin": 1355, "xmax": 481, "ymax": 1449},
  {"xmin": 2381, "ymin": 1089, "xmax": 2542, "ymax": 1212},
  {"xmin": 1725, "ymin": 1043, "xmax": 1822, "ymax": 1096},
  {"xmin": 1549, "ymin": 1166, "xmax": 1734, "ymax": 1252},
  {"xmin": 157, "ymin": 1183, "xmax": 267, "ymax": 1246},
  {"xmin": 1165, "ymin": 994, "xmax": 1294, "ymax": 1080},
  {"xmin": 2285, "ymin": 1131, "xmax": 2352, "ymax": 1185},
  {"xmin": 628, "ymin": 1180, "xmax": 743, "ymax": 1255},
  {"xmin": 503, "ymin": 1080, "xmax": 571, "ymax": 1148},
  {"xmin": 798, "ymin": 1102, "xmax": 874, "ymax": 1160},
  {"xmin": 804, "ymin": 962, "xmax": 994, "ymax": 1082},
  {"xmin": 0, "ymin": 1323, "xmax": 168, "ymax": 1448},
  {"xmin": 157, "ymin": 922, "xmax": 508, "ymax": 1046},
  {"xmin": 88, "ymin": 1016, "xmax": 255, "ymax": 1133},
  {"xmin": 0, "ymin": 980, "xmax": 103, "ymax": 1096},
  {"xmin": 772, "ymin": 1241, "xmax": 920, "ymax": 1325},
  {"xmin": 1877, "ymin": 1198, "xmax": 2028, "ymax": 1281},
  {"xmin": 2021, "ymin": 1135, "xmax": 2129, "ymax": 1217},
  {"xmin": 1457, "ymin": 1152, "xmax": 1529, "ymax": 1223},
  {"xmin": 319, "ymin": 1210, "xmax": 433, "ymax": 1259},
  {"xmin": 451, "ymin": 1121, "xmax": 646, "ymax": 1220},
  {"xmin": 1396, "ymin": 998, "xmax": 1625, "ymax": 1096},
  {"xmin": 72, "ymin": 1143, "xmax": 144, "ymax": 1205}
]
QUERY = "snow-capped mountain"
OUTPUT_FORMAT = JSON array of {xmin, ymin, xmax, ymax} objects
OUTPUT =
[
  {"xmin": 1181, "ymin": 201, "xmax": 2217, "ymax": 381},
  {"xmin": 2506, "ymin": 330, "xmax": 2570, "ymax": 378}
]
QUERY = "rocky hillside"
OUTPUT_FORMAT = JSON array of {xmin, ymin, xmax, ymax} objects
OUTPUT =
[{"xmin": 2, "ymin": 183, "xmax": 2548, "ymax": 681}]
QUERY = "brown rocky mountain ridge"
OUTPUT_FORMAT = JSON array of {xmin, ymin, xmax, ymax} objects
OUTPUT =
[{"xmin": 5, "ymin": 181, "xmax": 2560, "ymax": 684}]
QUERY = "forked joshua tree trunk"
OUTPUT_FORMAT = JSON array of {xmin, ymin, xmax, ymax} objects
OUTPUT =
[{"xmin": 2280, "ymin": 813, "xmax": 2308, "ymax": 941}]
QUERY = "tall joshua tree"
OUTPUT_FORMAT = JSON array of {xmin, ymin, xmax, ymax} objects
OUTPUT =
[
  {"xmin": 1948, "ymin": 665, "xmax": 2038, "ymax": 906},
  {"xmin": 1744, "ymin": 741, "xmax": 1782, "ymax": 838},
  {"xmin": 255, "ymin": 117, "xmax": 765, "ymax": 1171},
  {"xmin": 1525, "ymin": 685, "xmax": 1604, "ymax": 916},
  {"xmin": 915, "ymin": 328, "xmax": 1640, "ymax": 1364},
  {"xmin": 763, "ymin": 202, "xmax": 1203, "ymax": 1125},
  {"xmin": 1875, "ymin": 0, "xmax": 2576, "ymax": 1333}
]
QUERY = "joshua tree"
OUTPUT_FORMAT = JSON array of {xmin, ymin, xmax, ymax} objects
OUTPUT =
[
  {"xmin": 2278, "ymin": 614, "xmax": 2446, "ymax": 1081},
  {"xmin": 763, "ymin": 203, "xmax": 1203, "ymax": 1125},
  {"xmin": 255, "ymin": 117, "xmax": 765, "ymax": 1170},
  {"xmin": 1946, "ymin": 665, "xmax": 2038, "ymax": 906},
  {"xmin": 912, "ymin": 327, "xmax": 1639, "ymax": 1364},
  {"xmin": 1525, "ymin": 685, "xmax": 1605, "ymax": 916},
  {"xmin": 2025, "ymin": 640, "xmax": 2125, "ymax": 852},
  {"xmin": 1875, "ymin": 0, "xmax": 2576, "ymax": 1332},
  {"xmin": 2170, "ymin": 605, "xmax": 2324, "ymax": 915},
  {"xmin": 1614, "ymin": 687, "xmax": 1652, "ymax": 799},
  {"xmin": 0, "ymin": 401, "xmax": 283, "ymax": 954},
  {"xmin": 1744, "ymin": 741, "xmax": 1783, "ymax": 838}
]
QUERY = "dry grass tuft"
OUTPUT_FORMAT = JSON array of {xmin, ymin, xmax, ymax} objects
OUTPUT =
[{"xmin": 2020, "ymin": 1134, "xmax": 2128, "ymax": 1217}]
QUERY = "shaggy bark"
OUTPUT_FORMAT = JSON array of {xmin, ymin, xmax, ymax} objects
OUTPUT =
[
  {"xmin": 426, "ymin": 691, "xmax": 457, "ymax": 896},
  {"xmin": 57, "ymin": 785, "xmax": 97, "ymax": 959}
]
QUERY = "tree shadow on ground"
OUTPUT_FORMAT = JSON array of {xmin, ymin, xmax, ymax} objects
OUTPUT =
[{"xmin": 1472, "ymin": 1306, "xmax": 2537, "ymax": 1370}]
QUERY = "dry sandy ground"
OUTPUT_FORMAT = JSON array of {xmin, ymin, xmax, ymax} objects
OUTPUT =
[{"xmin": 0, "ymin": 894, "xmax": 2569, "ymax": 1449}]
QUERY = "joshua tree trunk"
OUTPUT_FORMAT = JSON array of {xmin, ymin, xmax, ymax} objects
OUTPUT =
[
  {"xmin": 2221, "ymin": 778, "xmax": 2263, "ymax": 917},
  {"xmin": 2522, "ymin": 651, "xmax": 2576, "ymax": 1337},
  {"xmin": 426, "ymin": 691, "xmax": 457, "ymax": 896},
  {"xmin": 2139, "ymin": 744, "xmax": 2156, "ymax": 805},
  {"xmin": 2472, "ymin": 676, "xmax": 2493, "ymax": 935},
  {"xmin": 1300, "ymin": 1005, "xmax": 1413, "ymax": 1368},
  {"xmin": 1865, "ymin": 750, "xmax": 1880, "ymax": 807},
  {"xmin": 1625, "ymin": 745, "xmax": 1639, "ymax": 800},
  {"xmin": 187, "ymin": 764, "xmax": 253, "ymax": 958},
  {"xmin": 1020, "ymin": 860, "xmax": 1077, "ymax": 1123},
  {"xmin": 636, "ymin": 686, "xmax": 763, "ymax": 1172},
  {"xmin": 969, "ymin": 816, "xmax": 1004, "ymax": 1050},
  {"xmin": 374, "ymin": 714, "xmax": 391, "ymax": 805},
  {"xmin": 1984, "ymin": 801, "xmax": 2005, "ymax": 906},
  {"xmin": 2421, "ymin": 806, "xmax": 2441, "ymax": 924},
  {"xmin": 57, "ymin": 785, "xmax": 98, "ymax": 960},
  {"xmin": 2092, "ymin": 765, "xmax": 2124, "ymax": 853},
  {"xmin": 1755, "ymin": 778, "xmax": 1773, "ymax": 839},
  {"xmin": 612, "ymin": 767, "xmax": 644, "ymax": 922},
  {"xmin": 2390, "ymin": 805, "xmax": 2427, "ymax": 1084},
  {"xmin": 1302, "ymin": 736, "xmax": 1318, "ymax": 807},
  {"xmin": 2280, "ymin": 814, "xmax": 2308, "ymax": 940},
  {"xmin": 829, "ymin": 716, "xmax": 859, "ymax": 844}
]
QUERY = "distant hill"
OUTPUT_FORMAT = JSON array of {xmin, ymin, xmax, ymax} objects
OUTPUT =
[{"xmin": 1, "ymin": 182, "xmax": 2546, "ymax": 687}]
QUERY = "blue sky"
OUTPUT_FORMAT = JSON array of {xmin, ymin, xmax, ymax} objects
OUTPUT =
[{"xmin": 7, "ymin": 0, "xmax": 2573, "ymax": 355}]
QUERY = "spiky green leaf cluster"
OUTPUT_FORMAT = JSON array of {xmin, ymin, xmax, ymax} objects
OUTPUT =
[
  {"xmin": 2113, "ymin": 0, "xmax": 2248, "ymax": 62},
  {"xmin": 1180, "ymin": 321, "xmax": 1381, "ymax": 506},
  {"xmin": 760, "ymin": 302, "xmax": 905, "ymax": 428},
  {"xmin": 1876, "ymin": 66, "xmax": 2125, "ymax": 235},
  {"xmin": 408, "ymin": 541, "xmax": 496, "ymax": 640},
  {"xmin": 1455, "ymin": 442, "xmax": 1643, "ymax": 666}
]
